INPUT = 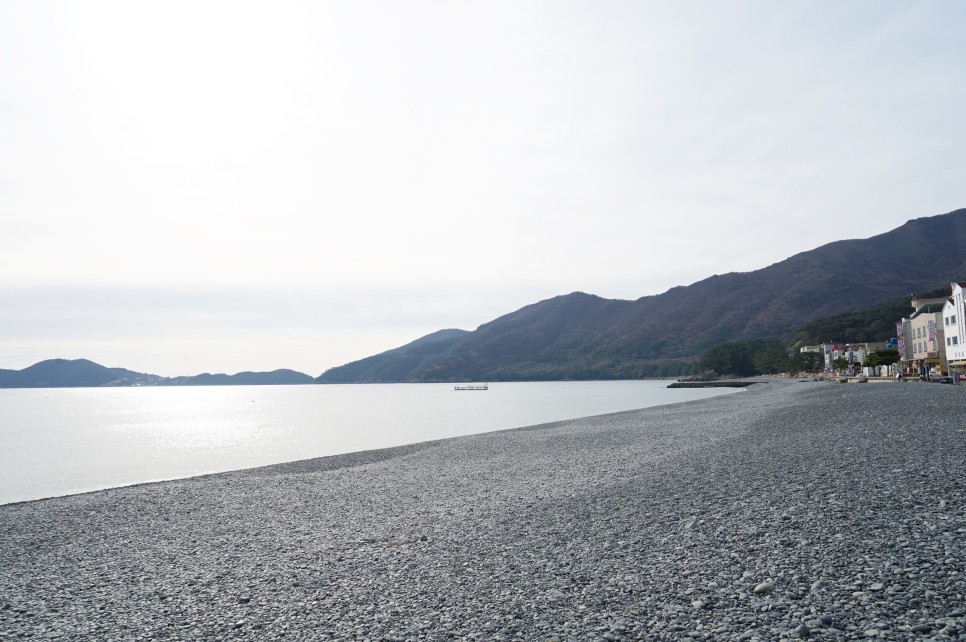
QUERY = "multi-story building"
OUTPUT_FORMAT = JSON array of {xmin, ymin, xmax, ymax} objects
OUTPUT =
[
  {"xmin": 908, "ymin": 300, "xmax": 946, "ymax": 378},
  {"xmin": 822, "ymin": 342, "xmax": 886, "ymax": 372},
  {"xmin": 944, "ymin": 282, "xmax": 966, "ymax": 373},
  {"xmin": 899, "ymin": 296, "xmax": 947, "ymax": 378}
]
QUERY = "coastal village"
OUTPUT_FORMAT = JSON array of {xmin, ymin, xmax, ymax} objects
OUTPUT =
[{"xmin": 801, "ymin": 281, "xmax": 966, "ymax": 382}]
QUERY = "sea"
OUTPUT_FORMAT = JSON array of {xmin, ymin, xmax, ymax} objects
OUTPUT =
[{"xmin": 0, "ymin": 381, "xmax": 739, "ymax": 505}]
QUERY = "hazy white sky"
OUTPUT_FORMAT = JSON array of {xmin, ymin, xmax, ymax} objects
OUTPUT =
[{"xmin": 2, "ymin": 1, "xmax": 964, "ymax": 376}]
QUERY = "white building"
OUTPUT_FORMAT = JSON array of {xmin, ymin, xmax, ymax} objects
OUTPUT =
[
  {"xmin": 944, "ymin": 282, "xmax": 966, "ymax": 371},
  {"xmin": 822, "ymin": 342, "xmax": 885, "ymax": 372}
]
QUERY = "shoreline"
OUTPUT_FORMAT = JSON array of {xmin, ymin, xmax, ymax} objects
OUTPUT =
[
  {"xmin": 2, "ymin": 380, "xmax": 964, "ymax": 640},
  {"xmin": 0, "ymin": 381, "xmax": 740, "ymax": 507}
]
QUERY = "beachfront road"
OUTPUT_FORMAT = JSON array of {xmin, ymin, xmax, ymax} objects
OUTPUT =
[{"xmin": 1, "ymin": 380, "xmax": 964, "ymax": 641}]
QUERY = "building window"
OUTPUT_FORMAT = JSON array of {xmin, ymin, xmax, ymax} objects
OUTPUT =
[{"xmin": 954, "ymin": 337, "xmax": 960, "ymax": 346}]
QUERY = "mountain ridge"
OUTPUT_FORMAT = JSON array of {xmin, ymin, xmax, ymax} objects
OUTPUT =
[
  {"xmin": 315, "ymin": 328, "xmax": 470, "ymax": 384},
  {"xmin": 319, "ymin": 207, "xmax": 966, "ymax": 382},
  {"xmin": 9, "ymin": 209, "xmax": 966, "ymax": 387},
  {"xmin": 0, "ymin": 359, "xmax": 315, "ymax": 389}
]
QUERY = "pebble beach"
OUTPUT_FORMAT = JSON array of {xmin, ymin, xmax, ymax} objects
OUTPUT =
[{"xmin": 1, "ymin": 380, "xmax": 964, "ymax": 641}]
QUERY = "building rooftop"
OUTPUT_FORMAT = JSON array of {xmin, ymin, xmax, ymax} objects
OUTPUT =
[{"xmin": 910, "ymin": 303, "xmax": 946, "ymax": 318}]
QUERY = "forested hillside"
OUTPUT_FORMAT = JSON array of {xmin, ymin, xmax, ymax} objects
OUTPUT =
[{"xmin": 319, "ymin": 208, "xmax": 966, "ymax": 382}]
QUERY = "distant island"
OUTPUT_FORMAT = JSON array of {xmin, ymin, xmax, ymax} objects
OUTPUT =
[{"xmin": 0, "ymin": 359, "xmax": 315, "ymax": 389}]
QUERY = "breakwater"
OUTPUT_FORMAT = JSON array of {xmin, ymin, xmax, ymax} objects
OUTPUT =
[{"xmin": 667, "ymin": 380, "xmax": 757, "ymax": 388}]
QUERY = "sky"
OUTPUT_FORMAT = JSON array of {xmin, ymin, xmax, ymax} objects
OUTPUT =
[{"xmin": 1, "ymin": 1, "xmax": 964, "ymax": 377}]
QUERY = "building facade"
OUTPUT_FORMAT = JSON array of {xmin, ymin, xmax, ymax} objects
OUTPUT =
[
  {"xmin": 898, "ymin": 296, "xmax": 947, "ymax": 377},
  {"xmin": 908, "ymin": 302, "xmax": 946, "ymax": 377},
  {"xmin": 821, "ymin": 342, "xmax": 886, "ymax": 373},
  {"xmin": 944, "ymin": 282, "xmax": 966, "ymax": 372}
]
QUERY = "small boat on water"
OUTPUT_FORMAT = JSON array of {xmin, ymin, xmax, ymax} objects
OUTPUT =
[{"xmin": 454, "ymin": 383, "xmax": 488, "ymax": 391}]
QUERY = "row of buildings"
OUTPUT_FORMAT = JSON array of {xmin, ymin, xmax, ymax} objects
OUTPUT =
[
  {"xmin": 802, "ymin": 281, "xmax": 966, "ymax": 379},
  {"xmin": 896, "ymin": 281, "xmax": 966, "ymax": 378}
]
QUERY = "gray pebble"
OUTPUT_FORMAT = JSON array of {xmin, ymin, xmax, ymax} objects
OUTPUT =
[{"xmin": 1, "ymin": 381, "xmax": 963, "ymax": 642}]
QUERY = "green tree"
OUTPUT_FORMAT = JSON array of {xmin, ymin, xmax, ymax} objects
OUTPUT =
[
  {"xmin": 831, "ymin": 357, "xmax": 850, "ymax": 371},
  {"xmin": 700, "ymin": 340, "xmax": 788, "ymax": 376},
  {"xmin": 700, "ymin": 342, "xmax": 755, "ymax": 376},
  {"xmin": 753, "ymin": 346, "xmax": 791, "ymax": 374},
  {"xmin": 864, "ymin": 348, "xmax": 900, "ymax": 368},
  {"xmin": 788, "ymin": 351, "xmax": 824, "ymax": 373}
]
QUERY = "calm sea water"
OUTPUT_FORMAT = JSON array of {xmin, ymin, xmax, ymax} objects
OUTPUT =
[{"xmin": 0, "ymin": 381, "xmax": 738, "ymax": 505}]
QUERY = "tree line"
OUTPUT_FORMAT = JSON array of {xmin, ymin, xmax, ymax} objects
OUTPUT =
[
  {"xmin": 699, "ymin": 340, "xmax": 901, "ymax": 377},
  {"xmin": 696, "ymin": 290, "xmax": 935, "ymax": 377}
]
